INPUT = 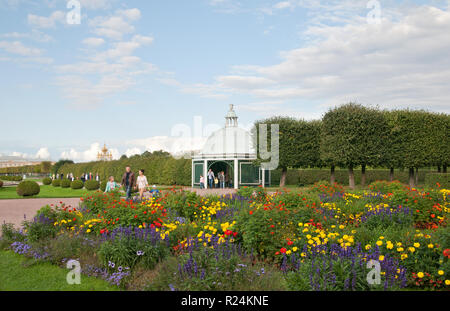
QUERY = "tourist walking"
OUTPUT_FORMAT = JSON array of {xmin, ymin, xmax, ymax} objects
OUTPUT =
[
  {"xmin": 121, "ymin": 166, "xmax": 136, "ymax": 201},
  {"xmin": 199, "ymin": 175, "xmax": 205, "ymax": 189},
  {"xmin": 95, "ymin": 173, "xmax": 100, "ymax": 182},
  {"xmin": 136, "ymin": 169, "xmax": 149, "ymax": 200},
  {"xmin": 214, "ymin": 176, "xmax": 219, "ymax": 188},
  {"xmin": 104, "ymin": 176, "xmax": 120, "ymax": 193},
  {"xmin": 219, "ymin": 171, "xmax": 225, "ymax": 189},
  {"xmin": 207, "ymin": 169, "xmax": 215, "ymax": 189}
]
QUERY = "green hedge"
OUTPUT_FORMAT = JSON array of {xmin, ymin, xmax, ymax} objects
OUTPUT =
[
  {"xmin": 270, "ymin": 168, "xmax": 436, "ymax": 186},
  {"xmin": 16, "ymin": 181, "xmax": 40, "ymax": 197},
  {"xmin": 58, "ymin": 154, "xmax": 191, "ymax": 186},
  {"xmin": 85, "ymin": 180, "xmax": 100, "ymax": 191},
  {"xmin": 425, "ymin": 173, "xmax": 450, "ymax": 189},
  {"xmin": 0, "ymin": 180, "xmax": 3, "ymax": 188},
  {"xmin": 61, "ymin": 179, "xmax": 71, "ymax": 188},
  {"xmin": 71, "ymin": 180, "xmax": 84, "ymax": 190},
  {"xmin": 42, "ymin": 177, "xmax": 52, "ymax": 185},
  {"xmin": 0, "ymin": 176, "xmax": 23, "ymax": 182},
  {"xmin": 52, "ymin": 179, "xmax": 61, "ymax": 187}
]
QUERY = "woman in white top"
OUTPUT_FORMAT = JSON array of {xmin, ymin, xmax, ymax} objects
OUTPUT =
[{"xmin": 136, "ymin": 169, "xmax": 149, "ymax": 200}]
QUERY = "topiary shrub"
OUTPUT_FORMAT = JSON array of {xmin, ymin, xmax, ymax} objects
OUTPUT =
[
  {"xmin": 42, "ymin": 177, "xmax": 52, "ymax": 185},
  {"xmin": 16, "ymin": 181, "xmax": 40, "ymax": 197},
  {"xmin": 84, "ymin": 180, "xmax": 100, "ymax": 191},
  {"xmin": 100, "ymin": 180, "xmax": 107, "ymax": 192},
  {"xmin": 71, "ymin": 180, "xmax": 84, "ymax": 190},
  {"xmin": 61, "ymin": 179, "xmax": 71, "ymax": 188},
  {"xmin": 52, "ymin": 179, "xmax": 61, "ymax": 187}
]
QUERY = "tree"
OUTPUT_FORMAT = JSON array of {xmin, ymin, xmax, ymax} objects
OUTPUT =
[
  {"xmin": 51, "ymin": 160, "xmax": 74, "ymax": 174},
  {"xmin": 320, "ymin": 103, "xmax": 389, "ymax": 189},
  {"xmin": 254, "ymin": 117, "xmax": 322, "ymax": 187},
  {"xmin": 40, "ymin": 161, "xmax": 52, "ymax": 174}
]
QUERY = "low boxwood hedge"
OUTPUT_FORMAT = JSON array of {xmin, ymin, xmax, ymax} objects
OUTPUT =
[
  {"xmin": 61, "ymin": 179, "xmax": 71, "ymax": 188},
  {"xmin": 52, "ymin": 179, "xmax": 61, "ymax": 187},
  {"xmin": 71, "ymin": 180, "xmax": 84, "ymax": 190},
  {"xmin": 16, "ymin": 180, "xmax": 40, "ymax": 197},
  {"xmin": 85, "ymin": 180, "xmax": 100, "ymax": 191},
  {"xmin": 42, "ymin": 177, "xmax": 52, "ymax": 185}
]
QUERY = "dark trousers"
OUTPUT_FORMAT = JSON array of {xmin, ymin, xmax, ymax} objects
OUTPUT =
[{"xmin": 126, "ymin": 185, "xmax": 132, "ymax": 201}]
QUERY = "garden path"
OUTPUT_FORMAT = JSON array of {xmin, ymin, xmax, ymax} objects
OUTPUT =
[{"xmin": 0, "ymin": 198, "xmax": 81, "ymax": 232}]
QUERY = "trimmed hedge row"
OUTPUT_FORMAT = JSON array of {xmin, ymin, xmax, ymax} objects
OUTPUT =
[
  {"xmin": 71, "ymin": 180, "xmax": 84, "ymax": 190},
  {"xmin": 270, "ymin": 168, "xmax": 438, "ymax": 186},
  {"xmin": 61, "ymin": 179, "xmax": 71, "ymax": 188},
  {"xmin": 43, "ymin": 177, "xmax": 52, "ymax": 185},
  {"xmin": 58, "ymin": 155, "xmax": 191, "ymax": 186},
  {"xmin": 425, "ymin": 173, "xmax": 450, "ymax": 189},
  {"xmin": 0, "ymin": 176, "xmax": 23, "ymax": 182},
  {"xmin": 52, "ymin": 179, "xmax": 61, "ymax": 187}
]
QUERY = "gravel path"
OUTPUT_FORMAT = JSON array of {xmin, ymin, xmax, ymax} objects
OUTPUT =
[{"xmin": 0, "ymin": 198, "xmax": 81, "ymax": 230}]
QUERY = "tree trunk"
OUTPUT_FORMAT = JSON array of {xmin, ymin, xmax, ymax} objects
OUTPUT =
[
  {"xmin": 280, "ymin": 167, "xmax": 287, "ymax": 187},
  {"xmin": 444, "ymin": 165, "xmax": 448, "ymax": 173},
  {"xmin": 348, "ymin": 165, "xmax": 355, "ymax": 189},
  {"xmin": 330, "ymin": 165, "xmax": 335, "ymax": 185},
  {"xmin": 389, "ymin": 167, "xmax": 394, "ymax": 182},
  {"xmin": 361, "ymin": 164, "xmax": 366, "ymax": 188},
  {"xmin": 408, "ymin": 167, "xmax": 415, "ymax": 188},
  {"xmin": 415, "ymin": 167, "xmax": 419, "ymax": 186},
  {"xmin": 438, "ymin": 166, "xmax": 441, "ymax": 173}
]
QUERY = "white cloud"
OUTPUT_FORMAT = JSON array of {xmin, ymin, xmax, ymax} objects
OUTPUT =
[
  {"xmin": 119, "ymin": 8, "xmax": 141, "ymax": 21},
  {"xmin": 89, "ymin": 9, "xmax": 142, "ymax": 40},
  {"xmin": 82, "ymin": 37, "xmax": 105, "ymax": 47},
  {"xmin": 128, "ymin": 136, "xmax": 208, "ymax": 155},
  {"xmin": 1, "ymin": 30, "xmax": 53, "ymax": 43},
  {"xmin": 0, "ymin": 41, "xmax": 42, "ymax": 56},
  {"xmin": 60, "ymin": 143, "xmax": 120, "ymax": 162},
  {"xmin": 9, "ymin": 147, "xmax": 51, "ymax": 160},
  {"xmin": 124, "ymin": 147, "xmax": 141, "ymax": 157},
  {"xmin": 181, "ymin": 5, "xmax": 450, "ymax": 113},
  {"xmin": 28, "ymin": 11, "xmax": 65, "ymax": 28},
  {"xmin": 79, "ymin": 0, "xmax": 111, "ymax": 10}
]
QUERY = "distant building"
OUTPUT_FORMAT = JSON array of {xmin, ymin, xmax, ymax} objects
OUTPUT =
[
  {"xmin": 0, "ymin": 155, "xmax": 49, "ymax": 168},
  {"xmin": 97, "ymin": 144, "xmax": 113, "ymax": 161}
]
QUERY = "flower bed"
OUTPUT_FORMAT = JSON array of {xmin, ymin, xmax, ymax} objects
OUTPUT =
[{"xmin": 0, "ymin": 183, "xmax": 448, "ymax": 291}]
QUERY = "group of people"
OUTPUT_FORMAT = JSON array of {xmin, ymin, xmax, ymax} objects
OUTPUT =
[
  {"xmin": 199, "ymin": 169, "xmax": 232, "ymax": 189},
  {"xmin": 105, "ymin": 166, "xmax": 157, "ymax": 201},
  {"xmin": 51, "ymin": 172, "xmax": 100, "ymax": 183}
]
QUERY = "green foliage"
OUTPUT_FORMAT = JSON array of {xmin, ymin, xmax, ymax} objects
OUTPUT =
[
  {"xmin": 85, "ymin": 180, "xmax": 100, "ymax": 191},
  {"xmin": 51, "ymin": 179, "xmax": 60, "ymax": 187},
  {"xmin": 0, "ymin": 176, "xmax": 23, "ymax": 182},
  {"xmin": 425, "ymin": 173, "xmax": 450, "ymax": 189},
  {"xmin": 51, "ymin": 159, "xmax": 74, "ymax": 174},
  {"xmin": 368, "ymin": 180, "xmax": 408, "ymax": 194},
  {"xmin": 100, "ymin": 180, "xmax": 107, "ymax": 192},
  {"xmin": 42, "ymin": 177, "xmax": 52, "ymax": 185},
  {"xmin": 70, "ymin": 180, "xmax": 84, "ymax": 189},
  {"xmin": 0, "ymin": 180, "xmax": 3, "ymax": 188},
  {"xmin": 60, "ymin": 179, "xmax": 71, "ymax": 188},
  {"xmin": 16, "ymin": 181, "xmax": 40, "ymax": 197}
]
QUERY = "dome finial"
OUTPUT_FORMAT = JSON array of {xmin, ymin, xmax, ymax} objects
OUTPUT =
[{"xmin": 225, "ymin": 104, "xmax": 238, "ymax": 127}]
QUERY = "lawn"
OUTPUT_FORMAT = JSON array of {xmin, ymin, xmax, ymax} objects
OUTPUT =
[
  {"xmin": 0, "ymin": 185, "xmax": 96, "ymax": 200},
  {"xmin": 0, "ymin": 250, "xmax": 117, "ymax": 291}
]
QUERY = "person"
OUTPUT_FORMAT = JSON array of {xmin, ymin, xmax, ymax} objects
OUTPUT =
[
  {"xmin": 207, "ymin": 169, "xmax": 215, "ymax": 189},
  {"xmin": 199, "ymin": 175, "xmax": 205, "ymax": 189},
  {"xmin": 104, "ymin": 176, "xmax": 120, "ymax": 193},
  {"xmin": 214, "ymin": 176, "xmax": 219, "ymax": 188},
  {"xmin": 121, "ymin": 166, "xmax": 136, "ymax": 201},
  {"xmin": 95, "ymin": 173, "xmax": 100, "ymax": 182},
  {"xmin": 89, "ymin": 172, "xmax": 93, "ymax": 181},
  {"xmin": 81, "ymin": 173, "xmax": 85, "ymax": 183},
  {"xmin": 218, "ymin": 171, "xmax": 225, "ymax": 189},
  {"xmin": 136, "ymin": 169, "xmax": 149, "ymax": 200}
]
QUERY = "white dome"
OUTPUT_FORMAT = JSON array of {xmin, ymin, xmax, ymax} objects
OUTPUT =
[{"xmin": 199, "ymin": 126, "xmax": 256, "ymax": 157}]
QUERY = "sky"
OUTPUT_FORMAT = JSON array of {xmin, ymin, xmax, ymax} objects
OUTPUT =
[{"xmin": 0, "ymin": 0, "xmax": 449, "ymax": 162}]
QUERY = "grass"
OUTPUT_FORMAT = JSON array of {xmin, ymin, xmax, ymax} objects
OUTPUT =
[
  {"xmin": 0, "ymin": 185, "xmax": 96, "ymax": 200},
  {"xmin": 0, "ymin": 250, "xmax": 117, "ymax": 291}
]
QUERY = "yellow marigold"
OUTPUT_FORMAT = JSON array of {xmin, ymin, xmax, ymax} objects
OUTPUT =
[
  {"xmin": 446, "ymin": 280, "xmax": 450, "ymax": 286},
  {"xmin": 413, "ymin": 242, "xmax": 420, "ymax": 248},
  {"xmin": 376, "ymin": 240, "xmax": 383, "ymax": 246},
  {"xmin": 292, "ymin": 247, "xmax": 298, "ymax": 252},
  {"xmin": 417, "ymin": 272, "xmax": 424, "ymax": 278},
  {"xmin": 365, "ymin": 244, "xmax": 371, "ymax": 250},
  {"xmin": 379, "ymin": 255, "xmax": 385, "ymax": 261},
  {"xmin": 438, "ymin": 270, "xmax": 444, "ymax": 275},
  {"xmin": 409, "ymin": 247, "xmax": 416, "ymax": 253},
  {"xmin": 428, "ymin": 244, "xmax": 434, "ymax": 249},
  {"xmin": 397, "ymin": 247, "xmax": 404, "ymax": 252}
]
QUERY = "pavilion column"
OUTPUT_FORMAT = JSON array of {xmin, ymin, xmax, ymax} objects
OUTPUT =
[
  {"xmin": 261, "ymin": 168, "xmax": 265, "ymax": 188},
  {"xmin": 204, "ymin": 159, "xmax": 208, "ymax": 189},
  {"xmin": 234, "ymin": 159, "xmax": 239, "ymax": 189}
]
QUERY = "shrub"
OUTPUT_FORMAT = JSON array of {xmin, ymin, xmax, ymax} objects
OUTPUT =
[
  {"xmin": 425, "ymin": 173, "xmax": 450, "ymax": 189},
  {"xmin": 100, "ymin": 180, "xmax": 107, "ymax": 192},
  {"xmin": 16, "ymin": 180, "xmax": 40, "ymax": 197},
  {"xmin": 368, "ymin": 180, "xmax": 408, "ymax": 194},
  {"xmin": 0, "ymin": 180, "xmax": 3, "ymax": 188},
  {"xmin": 23, "ymin": 214, "xmax": 58, "ymax": 243},
  {"xmin": 85, "ymin": 180, "xmax": 100, "ymax": 191},
  {"xmin": 52, "ymin": 179, "xmax": 61, "ymax": 187},
  {"xmin": 61, "ymin": 179, "xmax": 71, "ymax": 188},
  {"xmin": 0, "ymin": 176, "xmax": 23, "ymax": 182},
  {"xmin": 42, "ymin": 177, "xmax": 52, "ymax": 185},
  {"xmin": 71, "ymin": 180, "xmax": 84, "ymax": 189}
]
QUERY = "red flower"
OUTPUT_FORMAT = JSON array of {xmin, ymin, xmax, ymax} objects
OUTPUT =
[
  {"xmin": 249, "ymin": 211, "xmax": 253, "ymax": 215},
  {"xmin": 280, "ymin": 248, "xmax": 287, "ymax": 254}
]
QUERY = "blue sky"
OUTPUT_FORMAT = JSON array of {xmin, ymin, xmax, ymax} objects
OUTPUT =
[{"xmin": 0, "ymin": 0, "xmax": 449, "ymax": 162}]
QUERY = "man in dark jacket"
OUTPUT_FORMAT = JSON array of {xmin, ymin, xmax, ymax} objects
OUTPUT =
[{"xmin": 121, "ymin": 166, "xmax": 136, "ymax": 201}]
